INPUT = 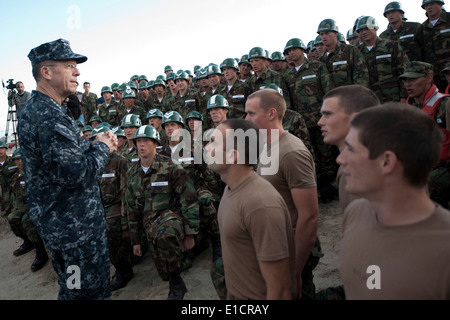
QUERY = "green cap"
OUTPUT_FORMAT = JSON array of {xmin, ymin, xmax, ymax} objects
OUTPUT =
[
  {"xmin": 82, "ymin": 125, "xmax": 93, "ymax": 133},
  {"xmin": 0, "ymin": 141, "xmax": 8, "ymax": 149},
  {"xmin": 90, "ymin": 125, "xmax": 111, "ymax": 140},
  {"xmin": 398, "ymin": 61, "xmax": 434, "ymax": 80},
  {"xmin": 133, "ymin": 125, "xmax": 161, "ymax": 145}
]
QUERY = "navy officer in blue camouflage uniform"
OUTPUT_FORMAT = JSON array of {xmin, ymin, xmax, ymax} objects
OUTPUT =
[{"xmin": 17, "ymin": 39, "xmax": 118, "ymax": 300}]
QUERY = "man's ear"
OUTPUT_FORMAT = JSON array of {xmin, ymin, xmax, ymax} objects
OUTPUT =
[
  {"xmin": 380, "ymin": 150, "xmax": 398, "ymax": 175},
  {"xmin": 40, "ymin": 65, "xmax": 53, "ymax": 80}
]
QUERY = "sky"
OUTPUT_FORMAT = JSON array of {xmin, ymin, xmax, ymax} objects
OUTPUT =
[{"xmin": 0, "ymin": 0, "xmax": 436, "ymax": 139}]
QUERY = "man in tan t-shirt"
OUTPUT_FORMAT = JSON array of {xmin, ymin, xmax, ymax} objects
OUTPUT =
[
  {"xmin": 318, "ymin": 85, "xmax": 380, "ymax": 212},
  {"xmin": 205, "ymin": 119, "xmax": 295, "ymax": 300},
  {"xmin": 245, "ymin": 88, "xmax": 319, "ymax": 300},
  {"xmin": 338, "ymin": 103, "xmax": 450, "ymax": 299}
]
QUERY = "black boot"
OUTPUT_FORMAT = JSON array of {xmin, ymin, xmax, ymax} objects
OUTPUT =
[
  {"xmin": 192, "ymin": 229, "xmax": 210, "ymax": 256},
  {"xmin": 210, "ymin": 234, "xmax": 222, "ymax": 263},
  {"xmin": 13, "ymin": 237, "xmax": 34, "ymax": 257},
  {"xmin": 167, "ymin": 271, "xmax": 187, "ymax": 300},
  {"xmin": 31, "ymin": 241, "xmax": 48, "ymax": 272},
  {"xmin": 110, "ymin": 262, "xmax": 134, "ymax": 291}
]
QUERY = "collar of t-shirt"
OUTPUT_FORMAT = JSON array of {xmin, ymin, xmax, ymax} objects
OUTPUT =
[
  {"xmin": 0, "ymin": 161, "xmax": 4, "ymax": 166},
  {"xmin": 141, "ymin": 165, "xmax": 150, "ymax": 174},
  {"xmin": 295, "ymin": 63, "xmax": 304, "ymax": 72},
  {"xmin": 430, "ymin": 18, "xmax": 439, "ymax": 26},
  {"xmin": 366, "ymin": 45, "xmax": 374, "ymax": 51},
  {"xmin": 228, "ymin": 84, "xmax": 233, "ymax": 91}
]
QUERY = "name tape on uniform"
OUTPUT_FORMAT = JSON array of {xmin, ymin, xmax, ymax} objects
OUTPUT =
[{"xmin": 152, "ymin": 181, "xmax": 168, "ymax": 187}]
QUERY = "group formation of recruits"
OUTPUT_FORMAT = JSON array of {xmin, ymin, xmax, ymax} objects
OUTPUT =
[{"xmin": 2, "ymin": 0, "xmax": 450, "ymax": 300}]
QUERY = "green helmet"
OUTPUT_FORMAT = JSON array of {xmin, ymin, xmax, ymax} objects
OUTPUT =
[
  {"xmin": 283, "ymin": 38, "xmax": 307, "ymax": 55},
  {"xmin": 99, "ymin": 122, "xmax": 112, "ymax": 129},
  {"xmin": 337, "ymin": 32, "xmax": 346, "ymax": 43},
  {"xmin": 270, "ymin": 51, "xmax": 285, "ymax": 62},
  {"xmin": 121, "ymin": 113, "xmax": 142, "ymax": 128},
  {"xmin": 153, "ymin": 79, "xmax": 166, "ymax": 87},
  {"xmin": 186, "ymin": 110, "xmax": 204, "ymax": 122},
  {"xmin": 146, "ymin": 108, "xmax": 164, "ymax": 119},
  {"xmin": 82, "ymin": 125, "xmax": 93, "ymax": 133},
  {"xmin": 111, "ymin": 83, "xmax": 120, "ymax": 91},
  {"xmin": 138, "ymin": 81, "xmax": 149, "ymax": 90},
  {"xmin": 239, "ymin": 54, "xmax": 251, "ymax": 66},
  {"xmin": 164, "ymin": 65, "xmax": 173, "ymax": 73},
  {"xmin": 194, "ymin": 65, "xmax": 202, "ymax": 73},
  {"xmin": 220, "ymin": 58, "xmax": 239, "ymax": 71},
  {"xmin": 101, "ymin": 86, "xmax": 112, "ymax": 94},
  {"xmin": 176, "ymin": 69, "xmax": 184, "ymax": 75},
  {"xmin": 422, "ymin": 0, "xmax": 445, "ymax": 9},
  {"xmin": 384, "ymin": 1, "xmax": 405, "ymax": 16},
  {"xmin": 265, "ymin": 50, "xmax": 271, "ymax": 60},
  {"xmin": 138, "ymin": 75, "xmax": 148, "ymax": 82},
  {"xmin": 314, "ymin": 35, "xmax": 323, "ymax": 45},
  {"xmin": 111, "ymin": 126, "xmax": 126, "ymax": 138},
  {"xmin": 133, "ymin": 125, "xmax": 161, "ymax": 145},
  {"xmin": 185, "ymin": 70, "xmax": 193, "ymax": 77},
  {"xmin": 148, "ymin": 80, "xmax": 155, "ymax": 87},
  {"xmin": 307, "ymin": 40, "xmax": 316, "ymax": 52},
  {"xmin": 0, "ymin": 141, "xmax": 8, "ymax": 149},
  {"xmin": 90, "ymin": 125, "xmax": 111, "ymax": 140},
  {"xmin": 156, "ymin": 74, "xmax": 166, "ymax": 82},
  {"xmin": 75, "ymin": 120, "xmax": 84, "ymax": 127},
  {"xmin": 127, "ymin": 81, "xmax": 138, "ymax": 91},
  {"xmin": 89, "ymin": 115, "xmax": 102, "ymax": 124},
  {"xmin": 207, "ymin": 94, "xmax": 229, "ymax": 110},
  {"xmin": 207, "ymin": 64, "xmax": 222, "ymax": 76},
  {"xmin": 130, "ymin": 75, "xmax": 139, "ymax": 81},
  {"xmin": 118, "ymin": 83, "xmax": 127, "ymax": 92},
  {"xmin": 175, "ymin": 71, "xmax": 190, "ymax": 82},
  {"xmin": 196, "ymin": 68, "xmax": 208, "ymax": 80},
  {"xmin": 12, "ymin": 148, "xmax": 21, "ymax": 160},
  {"xmin": 248, "ymin": 47, "xmax": 266, "ymax": 60},
  {"xmin": 122, "ymin": 86, "xmax": 136, "ymax": 99},
  {"xmin": 346, "ymin": 28, "xmax": 358, "ymax": 41},
  {"xmin": 356, "ymin": 16, "xmax": 379, "ymax": 32},
  {"xmin": 162, "ymin": 111, "xmax": 184, "ymax": 128},
  {"xmin": 165, "ymin": 72, "xmax": 177, "ymax": 82},
  {"xmin": 266, "ymin": 83, "xmax": 284, "ymax": 96},
  {"xmin": 317, "ymin": 18, "xmax": 339, "ymax": 34},
  {"xmin": 353, "ymin": 16, "xmax": 365, "ymax": 31}
]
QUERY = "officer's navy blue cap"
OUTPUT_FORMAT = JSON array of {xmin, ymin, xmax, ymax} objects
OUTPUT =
[{"xmin": 28, "ymin": 38, "xmax": 87, "ymax": 67}]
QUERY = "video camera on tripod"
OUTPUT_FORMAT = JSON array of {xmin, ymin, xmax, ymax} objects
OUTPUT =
[{"xmin": 4, "ymin": 79, "xmax": 17, "ymax": 91}]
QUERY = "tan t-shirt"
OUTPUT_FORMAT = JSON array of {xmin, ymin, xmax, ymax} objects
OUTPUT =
[
  {"xmin": 218, "ymin": 171, "xmax": 296, "ymax": 300},
  {"xmin": 257, "ymin": 132, "xmax": 316, "ymax": 226},
  {"xmin": 340, "ymin": 198, "xmax": 450, "ymax": 300},
  {"xmin": 336, "ymin": 165, "xmax": 358, "ymax": 212}
]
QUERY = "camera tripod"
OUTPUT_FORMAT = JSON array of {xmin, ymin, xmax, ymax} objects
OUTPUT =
[{"xmin": 5, "ymin": 90, "xmax": 18, "ymax": 149}]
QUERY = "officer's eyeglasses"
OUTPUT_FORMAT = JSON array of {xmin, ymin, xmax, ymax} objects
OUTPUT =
[{"xmin": 45, "ymin": 63, "xmax": 80, "ymax": 71}]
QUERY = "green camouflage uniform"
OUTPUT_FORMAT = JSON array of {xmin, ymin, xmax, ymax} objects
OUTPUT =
[
  {"xmin": 0, "ymin": 156, "xmax": 17, "ymax": 217},
  {"xmin": 283, "ymin": 61, "xmax": 337, "ymax": 183},
  {"xmin": 358, "ymin": 37, "xmax": 409, "ymax": 102},
  {"xmin": 319, "ymin": 42, "xmax": 370, "ymax": 88},
  {"xmin": 119, "ymin": 106, "xmax": 147, "ymax": 126},
  {"xmin": 98, "ymin": 100, "xmax": 125, "ymax": 127},
  {"xmin": 152, "ymin": 95, "xmax": 170, "ymax": 114},
  {"xmin": 7, "ymin": 170, "xmax": 41, "ymax": 244},
  {"xmin": 283, "ymin": 108, "xmax": 314, "ymax": 159},
  {"xmin": 380, "ymin": 21, "xmax": 424, "ymax": 62},
  {"xmin": 422, "ymin": 9, "xmax": 450, "ymax": 91},
  {"xmin": 121, "ymin": 144, "xmax": 140, "ymax": 164},
  {"xmin": 138, "ymin": 98, "xmax": 154, "ymax": 113},
  {"xmin": 124, "ymin": 154, "xmax": 199, "ymax": 280},
  {"xmin": 218, "ymin": 80, "xmax": 251, "ymax": 119},
  {"xmin": 247, "ymin": 68, "xmax": 292, "ymax": 110},
  {"xmin": 81, "ymin": 92, "xmax": 99, "ymax": 123},
  {"xmin": 163, "ymin": 88, "xmax": 205, "ymax": 121},
  {"xmin": 99, "ymin": 152, "xmax": 132, "ymax": 271}
]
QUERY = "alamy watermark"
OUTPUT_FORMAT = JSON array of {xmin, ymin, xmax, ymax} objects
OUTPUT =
[{"xmin": 66, "ymin": 5, "xmax": 81, "ymax": 30}]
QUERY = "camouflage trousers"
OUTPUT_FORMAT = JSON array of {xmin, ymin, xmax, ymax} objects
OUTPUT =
[
  {"xmin": 309, "ymin": 126, "xmax": 338, "ymax": 182},
  {"xmin": 210, "ymin": 257, "xmax": 227, "ymax": 300},
  {"xmin": 105, "ymin": 214, "xmax": 132, "ymax": 270},
  {"xmin": 429, "ymin": 163, "xmax": 450, "ymax": 209},
  {"xmin": 7, "ymin": 211, "xmax": 41, "ymax": 244},
  {"xmin": 145, "ymin": 212, "xmax": 184, "ymax": 281},
  {"xmin": 49, "ymin": 235, "xmax": 111, "ymax": 300}
]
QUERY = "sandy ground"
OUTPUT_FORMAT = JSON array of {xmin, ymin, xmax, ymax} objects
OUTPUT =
[{"xmin": 0, "ymin": 200, "xmax": 343, "ymax": 300}]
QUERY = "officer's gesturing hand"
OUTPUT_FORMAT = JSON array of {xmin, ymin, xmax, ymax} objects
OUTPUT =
[{"xmin": 95, "ymin": 131, "xmax": 118, "ymax": 153}]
